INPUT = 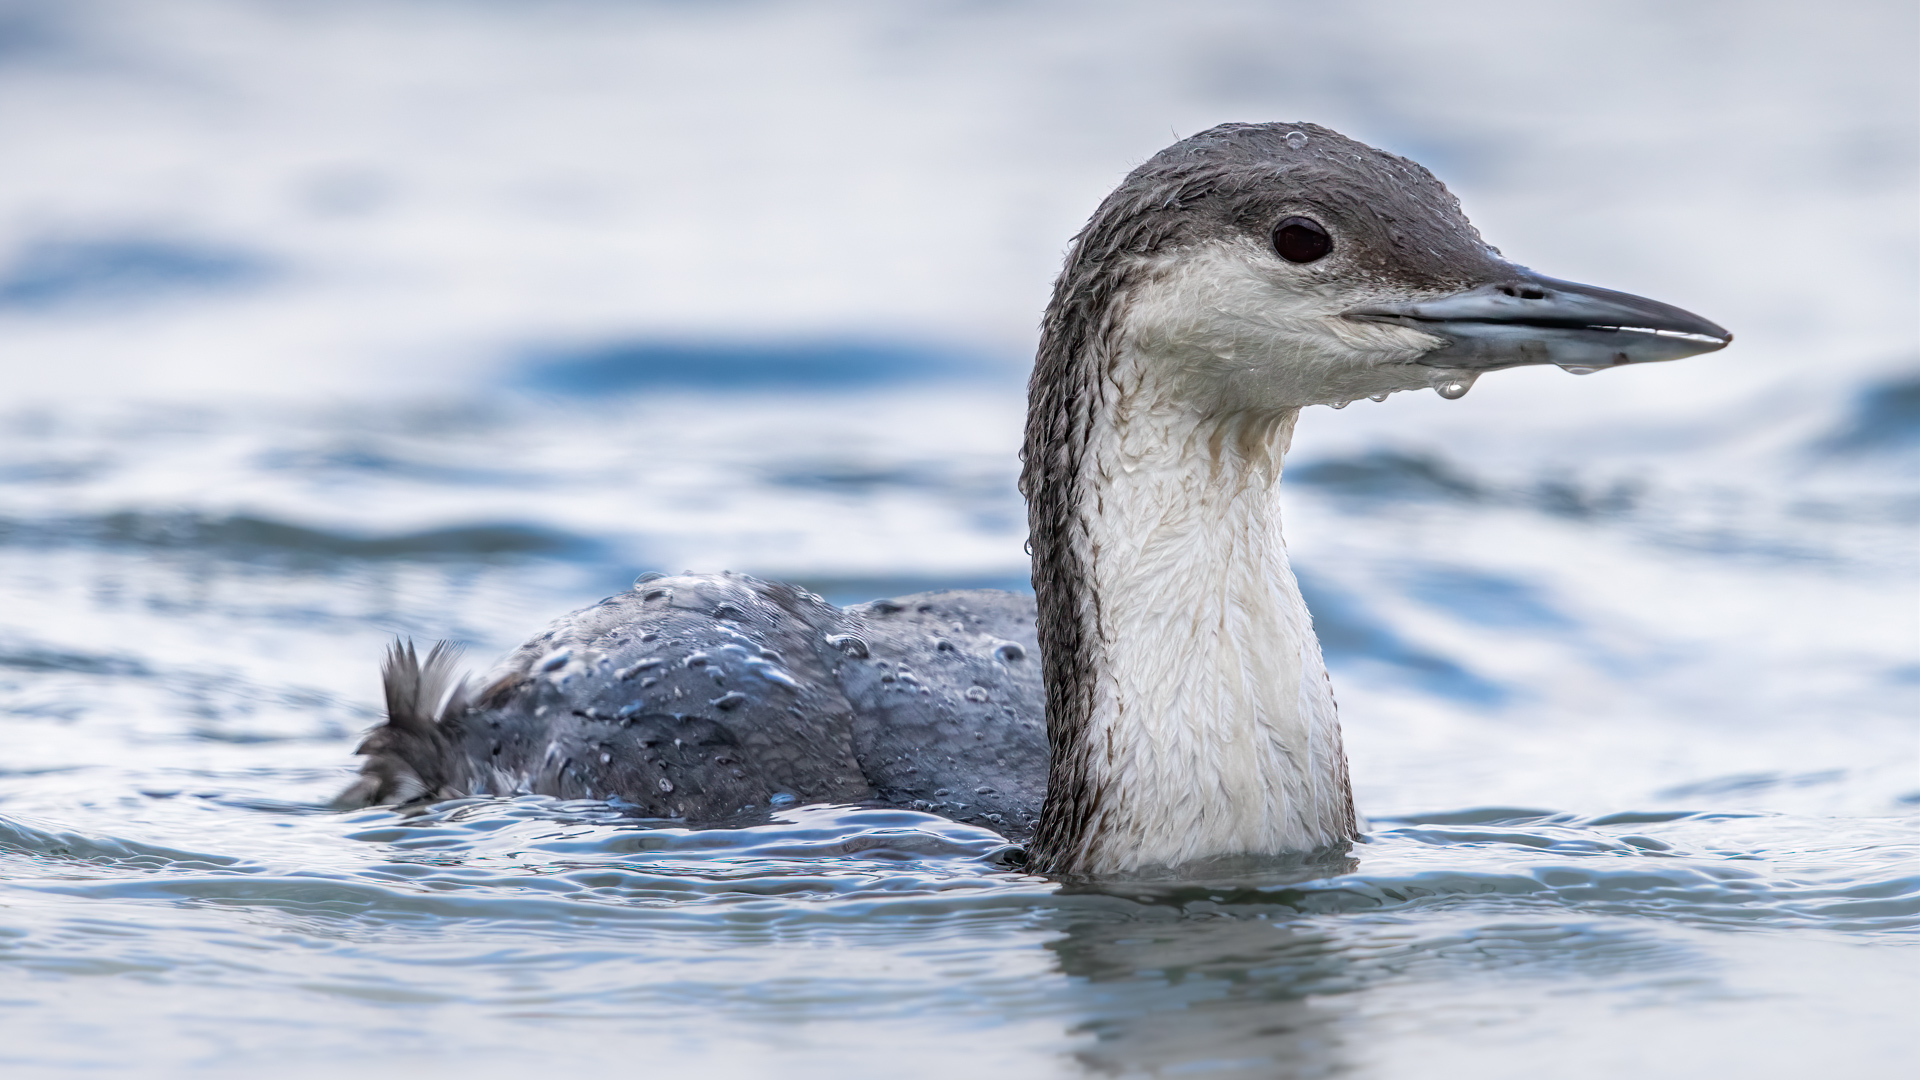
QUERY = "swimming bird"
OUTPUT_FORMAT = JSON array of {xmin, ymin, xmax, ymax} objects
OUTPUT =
[{"xmin": 338, "ymin": 122, "xmax": 1730, "ymax": 876}]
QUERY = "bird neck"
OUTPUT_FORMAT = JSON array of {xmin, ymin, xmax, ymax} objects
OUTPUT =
[{"xmin": 1024, "ymin": 330, "xmax": 1356, "ymax": 875}]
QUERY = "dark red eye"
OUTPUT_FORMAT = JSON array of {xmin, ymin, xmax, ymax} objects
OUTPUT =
[{"xmin": 1273, "ymin": 216, "xmax": 1332, "ymax": 263}]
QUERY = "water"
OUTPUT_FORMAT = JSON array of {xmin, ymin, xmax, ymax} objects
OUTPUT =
[
  {"xmin": 2, "ymin": 382, "xmax": 1913, "ymax": 1077},
  {"xmin": 1, "ymin": 1, "xmax": 1916, "ymax": 1077}
]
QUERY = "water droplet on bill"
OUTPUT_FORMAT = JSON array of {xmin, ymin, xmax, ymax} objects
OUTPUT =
[{"xmin": 1435, "ymin": 372, "xmax": 1478, "ymax": 400}]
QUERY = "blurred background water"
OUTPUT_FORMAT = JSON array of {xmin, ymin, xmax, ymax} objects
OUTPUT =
[{"xmin": 0, "ymin": 1, "xmax": 1915, "ymax": 1076}]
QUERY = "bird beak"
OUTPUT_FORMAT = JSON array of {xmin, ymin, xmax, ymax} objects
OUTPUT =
[{"xmin": 1343, "ymin": 270, "xmax": 1732, "ymax": 372}]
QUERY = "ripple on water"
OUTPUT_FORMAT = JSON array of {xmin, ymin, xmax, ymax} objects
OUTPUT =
[
  {"xmin": 0, "ymin": 793, "xmax": 1912, "ymax": 1079},
  {"xmin": 3, "ymin": 800, "xmax": 1912, "ymax": 942}
]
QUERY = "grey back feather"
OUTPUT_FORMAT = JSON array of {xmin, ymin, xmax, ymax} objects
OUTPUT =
[{"xmin": 336, "ymin": 578, "xmax": 1048, "ymax": 832}]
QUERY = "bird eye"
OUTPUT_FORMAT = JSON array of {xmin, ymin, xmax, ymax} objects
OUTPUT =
[{"xmin": 1273, "ymin": 217, "xmax": 1332, "ymax": 263}]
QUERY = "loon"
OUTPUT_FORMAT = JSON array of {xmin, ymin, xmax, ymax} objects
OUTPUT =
[{"xmin": 337, "ymin": 123, "xmax": 1730, "ymax": 876}]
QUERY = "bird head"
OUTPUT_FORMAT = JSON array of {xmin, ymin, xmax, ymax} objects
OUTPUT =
[{"xmin": 1077, "ymin": 122, "xmax": 1730, "ymax": 411}]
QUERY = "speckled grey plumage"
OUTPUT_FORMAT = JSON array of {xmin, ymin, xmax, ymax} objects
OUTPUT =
[
  {"xmin": 340, "ymin": 572, "xmax": 1047, "ymax": 836},
  {"xmin": 837, "ymin": 590, "xmax": 1047, "ymax": 835}
]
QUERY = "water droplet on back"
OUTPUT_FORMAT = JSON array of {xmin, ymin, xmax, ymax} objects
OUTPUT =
[
  {"xmin": 1560, "ymin": 365, "xmax": 1598, "ymax": 375},
  {"xmin": 1285, "ymin": 131, "xmax": 1308, "ymax": 149},
  {"xmin": 824, "ymin": 633, "xmax": 869, "ymax": 659}
]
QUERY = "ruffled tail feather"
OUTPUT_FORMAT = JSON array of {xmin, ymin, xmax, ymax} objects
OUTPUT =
[{"xmin": 334, "ymin": 639, "xmax": 472, "ymax": 809}]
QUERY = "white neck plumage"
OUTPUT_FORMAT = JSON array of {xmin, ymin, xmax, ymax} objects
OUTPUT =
[
  {"xmin": 1033, "ymin": 330, "xmax": 1357, "ymax": 875},
  {"xmin": 1017, "ymin": 122, "xmax": 1729, "ymax": 876}
]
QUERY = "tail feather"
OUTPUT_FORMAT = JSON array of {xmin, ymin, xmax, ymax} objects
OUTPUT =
[
  {"xmin": 382, "ymin": 640, "xmax": 468, "ymax": 735},
  {"xmin": 335, "ymin": 639, "xmax": 472, "ymax": 809}
]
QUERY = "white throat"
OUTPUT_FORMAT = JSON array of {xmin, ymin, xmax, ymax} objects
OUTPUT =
[{"xmin": 1065, "ymin": 338, "xmax": 1353, "ymax": 873}]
